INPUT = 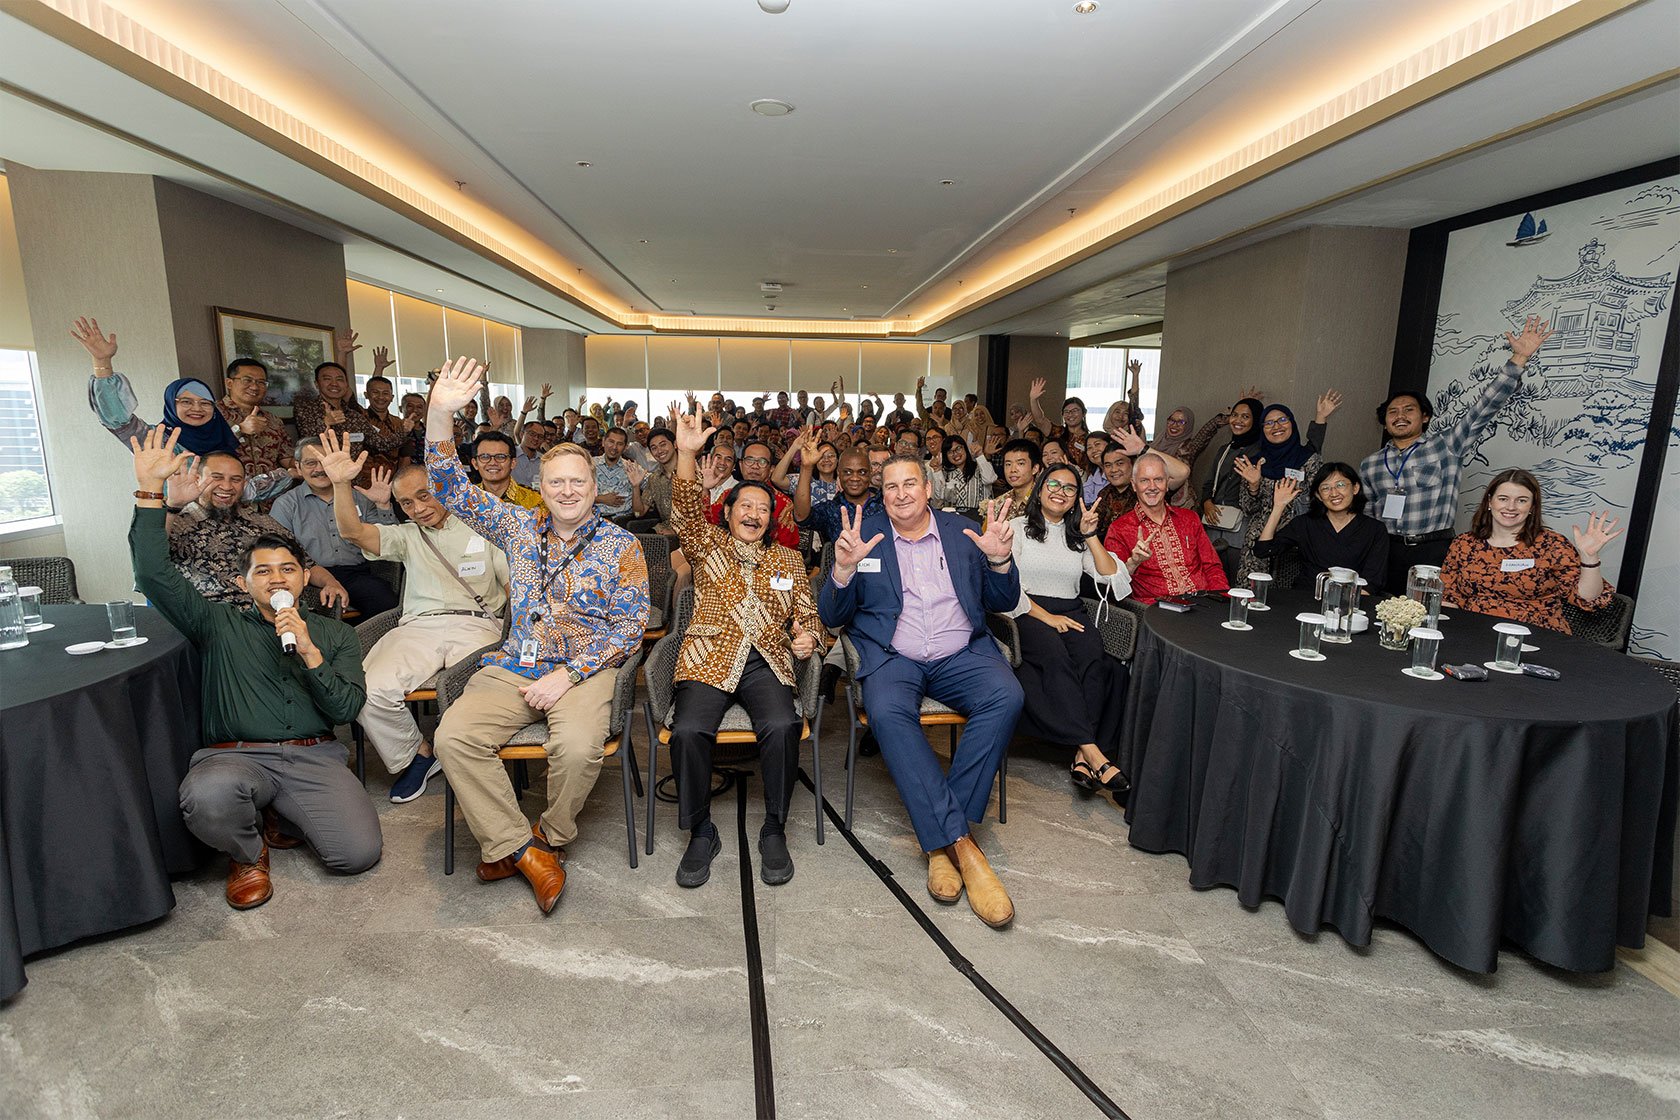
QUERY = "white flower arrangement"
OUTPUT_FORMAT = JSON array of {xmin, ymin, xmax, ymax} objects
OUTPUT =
[{"xmin": 1374, "ymin": 596, "xmax": 1427, "ymax": 629}]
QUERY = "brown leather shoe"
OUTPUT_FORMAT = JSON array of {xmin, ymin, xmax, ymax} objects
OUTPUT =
[
  {"xmin": 262, "ymin": 807, "xmax": 302, "ymax": 850},
  {"xmin": 477, "ymin": 825, "xmax": 565, "ymax": 882},
  {"xmin": 516, "ymin": 845, "xmax": 567, "ymax": 915},
  {"xmin": 949, "ymin": 834, "xmax": 1013, "ymax": 928},
  {"xmin": 226, "ymin": 846, "xmax": 273, "ymax": 910},
  {"xmin": 926, "ymin": 847, "xmax": 962, "ymax": 904}
]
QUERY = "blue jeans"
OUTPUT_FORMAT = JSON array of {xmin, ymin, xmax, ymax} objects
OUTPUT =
[{"xmin": 860, "ymin": 643, "xmax": 1023, "ymax": 851}]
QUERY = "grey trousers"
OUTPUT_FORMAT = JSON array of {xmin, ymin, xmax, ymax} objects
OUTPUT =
[{"xmin": 178, "ymin": 741, "xmax": 383, "ymax": 870}]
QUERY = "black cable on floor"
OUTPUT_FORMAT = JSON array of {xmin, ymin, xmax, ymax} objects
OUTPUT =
[
  {"xmin": 796, "ymin": 768, "xmax": 1130, "ymax": 1120},
  {"xmin": 735, "ymin": 773, "xmax": 776, "ymax": 1119}
]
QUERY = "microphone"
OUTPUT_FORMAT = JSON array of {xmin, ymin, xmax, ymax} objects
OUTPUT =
[{"xmin": 269, "ymin": 590, "xmax": 297, "ymax": 655}]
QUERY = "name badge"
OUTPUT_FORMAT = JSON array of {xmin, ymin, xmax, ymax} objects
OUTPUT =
[
  {"xmin": 1500, "ymin": 558, "xmax": 1536, "ymax": 573},
  {"xmin": 518, "ymin": 638, "xmax": 539, "ymax": 667},
  {"xmin": 464, "ymin": 536, "xmax": 486, "ymax": 555},
  {"xmin": 458, "ymin": 560, "xmax": 487, "ymax": 578},
  {"xmin": 1284, "ymin": 468, "xmax": 1305, "ymax": 482},
  {"xmin": 770, "ymin": 575, "xmax": 794, "ymax": 591},
  {"xmin": 857, "ymin": 558, "xmax": 882, "ymax": 573},
  {"xmin": 1382, "ymin": 492, "xmax": 1406, "ymax": 520},
  {"xmin": 347, "ymin": 431, "xmax": 364, "ymax": 444}
]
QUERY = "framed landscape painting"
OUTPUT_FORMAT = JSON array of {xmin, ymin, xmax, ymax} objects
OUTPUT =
[{"xmin": 214, "ymin": 307, "xmax": 336, "ymax": 415}]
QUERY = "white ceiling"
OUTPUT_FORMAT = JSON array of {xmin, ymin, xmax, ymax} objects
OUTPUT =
[{"xmin": 1, "ymin": 0, "xmax": 1676, "ymax": 340}]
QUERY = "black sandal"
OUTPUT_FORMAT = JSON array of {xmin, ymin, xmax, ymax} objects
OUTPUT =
[
  {"xmin": 1094, "ymin": 762, "xmax": 1130, "ymax": 794},
  {"xmin": 1070, "ymin": 760, "xmax": 1100, "ymax": 792}
]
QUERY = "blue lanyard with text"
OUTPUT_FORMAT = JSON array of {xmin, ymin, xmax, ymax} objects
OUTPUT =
[{"xmin": 1384, "ymin": 443, "xmax": 1418, "ymax": 493}]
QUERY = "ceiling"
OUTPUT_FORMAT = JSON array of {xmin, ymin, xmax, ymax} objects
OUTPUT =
[{"xmin": 1, "ymin": 0, "xmax": 1676, "ymax": 341}]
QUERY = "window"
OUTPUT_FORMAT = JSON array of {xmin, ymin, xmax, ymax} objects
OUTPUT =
[
  {"xmin": 0, "ymin": 349, "xmax": 57, "ymax": 530},
  {"xmin": 1066, "ymin": 347, "xmax": 1161, "ymax": 435}
]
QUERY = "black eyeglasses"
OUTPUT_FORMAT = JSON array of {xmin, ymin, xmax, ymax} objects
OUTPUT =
[{"xmin": 475, "ymin": 453, "xmax": 510, "ymax": 464}]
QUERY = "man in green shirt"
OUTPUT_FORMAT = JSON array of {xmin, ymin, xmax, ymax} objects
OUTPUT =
[{"xmin": 129, "ymin": 425, "xmax": 381, "ymax": 911}]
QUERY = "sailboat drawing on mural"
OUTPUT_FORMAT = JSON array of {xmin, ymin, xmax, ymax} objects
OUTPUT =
[{"xmin": 1506, "ymin": 212, "xmax": 1551, "ymax": 247}]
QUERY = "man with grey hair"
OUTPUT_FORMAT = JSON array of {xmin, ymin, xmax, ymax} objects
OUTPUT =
[{"xmin": 270, "ymin": 435, "xmax": 400, "ymax": 616}]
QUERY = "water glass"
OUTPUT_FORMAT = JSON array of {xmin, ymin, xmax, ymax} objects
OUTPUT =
[
  {"xmin": 1405, "ymin": 627, "xmax": 1444, "ymax": 679},
  {"xmin": 1223, "ymin": 588, "xmax": 1253, "ymax": 630},
  {"xmin": 1490, "ymin": 622, "xmax": 1530, "ymax": 672},
  {"xmin": 1292, "ymin": 612, "xmax": 1326, "ymax": 661},
  {"xmin": 18, "ymin": 586, "xmax": 43, "ymax": 628},
  {"xmin": 1247, "ymin": 571, "xmax": 1272, "ymax": 611},
  {"xmin": 106, "ymin": 600, "xmax": 138, "ymax": 644}
]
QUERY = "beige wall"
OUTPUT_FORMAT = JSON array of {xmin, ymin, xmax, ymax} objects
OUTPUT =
[
  {"xmin": 949, "ymin": 337, "xmax": 981, "ymax": 402},
  {"xmin": 1005, "ymin": 335, "xmax": 1071, "ymax": 426},
  {"xmin": 522, "ymin": 328, "xmax": 587, "ymax": 416},
  {"xmin": 1161, "ymin": 226, "xmax": 1409, "ymax": 494}
]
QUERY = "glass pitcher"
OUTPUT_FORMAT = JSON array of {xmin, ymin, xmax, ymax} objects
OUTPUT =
[
  {"xmin": 1315, "ymin": 566, "xmax": 1358, "ymax": 644},
  {"xmin": 1407, "ymin": 564, "xmax": 1445, "ymax": 627}
]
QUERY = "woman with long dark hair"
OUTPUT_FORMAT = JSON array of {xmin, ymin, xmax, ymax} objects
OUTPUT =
[
  {"xmin": 932, "ymin": 433, "xmax": 995, "ymax": 512},
  {"xmin": 1440, "ymin": 468, "xmax": 1621, "ymax": 632},
  {"xmin": 1253, "ymin": 462, "xmax": 1388, "ymax": 590},
  {"xmin": 1005, "ymin": 465, "xmax": 1132, "ymax": 804}
]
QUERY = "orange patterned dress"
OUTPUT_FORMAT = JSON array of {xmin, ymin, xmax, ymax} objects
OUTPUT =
[{"xmin": 1439, "ymin": 529, "xmax": 1613, "ymax": 634}]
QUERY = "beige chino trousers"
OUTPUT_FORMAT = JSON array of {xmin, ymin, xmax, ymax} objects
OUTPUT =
[
  {"xmin": 361, "ymin": 614, "xmax": 505, "ymax": 773},
  {"xmin": 434, "ymin": 664, "xmax": 618, "ymax": 861}
]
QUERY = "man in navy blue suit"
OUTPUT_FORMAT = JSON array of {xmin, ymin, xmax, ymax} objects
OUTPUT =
[{"xmin": 819, "ymin": 454, "xmax": 1024, "ymax": 928}]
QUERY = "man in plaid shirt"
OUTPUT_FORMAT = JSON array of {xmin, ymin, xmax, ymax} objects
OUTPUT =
[{"xmin": 1359, "ymin": 317, "xmax": 1552, "ymax": 592}]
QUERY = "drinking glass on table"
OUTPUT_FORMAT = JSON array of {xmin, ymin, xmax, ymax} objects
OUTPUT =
[
  {"xmin": 18, "ymin": 586, "xmax": 43, "ymax": 629},
  {"xmin": 106, "ymin": 600, "xmax": 138, "ymax": 644},
  {"xmin": 1292, "ymin": 612, "xmax": 1326, "ymax": 661},
  {"xmin": 1246, "ymin": 571, "xmax": 1272, "ymax": 611}
]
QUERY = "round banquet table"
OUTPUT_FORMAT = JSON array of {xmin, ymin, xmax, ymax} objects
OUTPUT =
[
  {"xmin": 1118, "ymin": 589, "xmax": 1678, "ymax": 974},
  {"xmin": 0, "ymin": 604, "xmax": 205, "ymax": 1001}
]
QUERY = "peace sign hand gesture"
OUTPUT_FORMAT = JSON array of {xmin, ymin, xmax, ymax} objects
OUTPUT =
[
  {"xmin": 963, "ymin": 496, "xmax": 1015, "ymax": 563},
  {"xmin": 1079, "ymin": 499, "xmax": 1100, "ymax": 538},
  {"xmin": 1571, "ymin": 510, "xmax": 1624, "ymax": 562},
  {"xmin": 831, "ymin": 502, "xmax": 885, "ymax": 585}
]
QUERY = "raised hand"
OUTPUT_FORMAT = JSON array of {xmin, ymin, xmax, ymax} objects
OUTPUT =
[
  {"xmin": 520, "ymin": 396, "xmax": 537, "ymax": 416},
  {"xmin": 1314, "ymin": 389, "xmax": 1343, "ymax": 423},
  {"xmin": 129, "ymin": 424, "xmax": 193, "ymax": 487},
  {"xmin": 1272, "ymin": 476, "xmax": 1300, "ymax": 510},
  {"xmin": 540, "ymin": 382, "xmax": 552, "ymax": 400},
  {"xmin": 799, "ymin": 423, "xmax": 821, "ymax": 457},
  {"xmin": 790, "ymin": 620, "xmax": 818, "ymax": 659},
  {"xmin": 1127, "ymin": 358, "xmax": 1142, "ymax": 378},
  {"xmin": 1128, "ymin": 535, "xmax": 1153, "ymax": 569},
  {"xmin": 1079, "ymin": 500, "xmax": 1100, "ymax": 537},
  {"xmin": 1507, "ymin": 316, "xmax": 1555, "ymax": 365},
  {"xmin": 1233, "ymin": 455, "xmax": 1264, "ymax": 489},
  {"xmin": 318, "ymin": 428, "xmax": 369, "ymax": 486},
  {"xmin": 71, "ymin": 316, "xmax": 118, "ymax": 371},
  {"xmin": 624, "ymin": 459, "xmax": 647, "ymax": 488},
  {"xmin": 1028, "ymin": 377, "xmax": 1046, "ymax": 403},
  {"xmin": 335, "ymin": 331, "xmax": 361, "ymax": 361},
  {"xmin": 165, "ymin": 454, "xmax": 206, "ymax": 508},
  {"xmin": 371, "ymin": 345, "xmax": 393, "ymax": 375},
  {"xmin": 238, "ymin": 405, "xmax": 269, "ymax": 435},
  {"xmin": 1570, "ymin": 511, "xmax": 1624, "ymax": 561},
  {"xmin": 1236, "ymin": 384, "xmax": 1262, "ymax": 403},
  {"xmin": 684, "ymin": 390, "xmax": 698, "ymax": 413},
  {"xmin": 355, "ymin": 465, "xmax": 393, "ymax": 506},
  {"xmin": 832, "ymin": 502, "xmax": 885, "ymax": 578},
  {"xmin": 672, "ymin": 407, "xmax": 713, "ymax": 454},
  {"xmin": 430, "ymin": 356, "xmax": 485, "ymax": 415},
  {"xmin": 963, "ymin": 497, "xmax": 1015, "ymax": 562},
  {"xmin": 917, "ymin": 375, "xmax": 927, "ymax": 390}
]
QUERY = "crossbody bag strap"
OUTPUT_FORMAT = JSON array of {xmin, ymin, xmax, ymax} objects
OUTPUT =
[{"xmin": 415, "ymin": 528, "xmax": 499, "ymax": 617}]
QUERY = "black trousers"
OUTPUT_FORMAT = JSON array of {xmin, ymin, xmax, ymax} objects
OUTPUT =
[
  {"xmin": 1013, "ymin": 596, "xmax": 1128, "ymax": 756},
  {"xmin": 1384, "ymin": 535, "xmax": 1451, "ymax": 600},
  {"xmin": 326, "ymin": 562, "xmax": 400, "ymax": 618},
  {"xmin": 670, "ymin": 650, "xmax": 803, "ymax": 831}
]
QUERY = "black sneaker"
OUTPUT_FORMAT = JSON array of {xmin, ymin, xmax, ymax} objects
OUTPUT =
[
  {"xmin": 857, "ymin": 731, "xmax": 880, "ymax": 758},
  {"xmin": 819, "ymin": 663, "xmax": 842, "ymax": 704},
  {"xmin": 675, "ymin": 827, "xmax": 722, "ymax": 888},
  {"xmin": 759, "ymin": 832, "xmax": 794, "ymax": 886}
]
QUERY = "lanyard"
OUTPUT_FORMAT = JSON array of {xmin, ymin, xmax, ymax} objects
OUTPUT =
[
  {"xmin": 1384, "ymin": 442, "xmax": 1418, "ymax": 491},
  {"xmin": 532, "ymin": 518, "xmax": 599, "ymax": 621}
]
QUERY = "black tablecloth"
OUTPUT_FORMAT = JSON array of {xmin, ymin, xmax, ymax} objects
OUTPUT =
[
  {"xmin": 1119, "ymin": 590, "xmax": 1678, "ymax": 973},
  {"xmin": 0, "ymin": 604, "xmax": 203, "ymax": 1000}
]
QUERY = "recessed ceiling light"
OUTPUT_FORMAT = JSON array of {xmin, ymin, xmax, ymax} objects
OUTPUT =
[
  {"xmin": 939, "ymin": 179, "xmax": 955, "ymax": 186},
  {"xmin": 750, "ymin": 99, "xmax": 795, "ymax": 117},
  {"xmin": 638, "ymin": 239, "xmax": 648, "ymax": 244},
  {"xmin": 1073, "ymin": 1, "xmax": 1099, "ymax": 12},
  {"xmin": 860, "ymin": 285, "xmax": 869, "ymax": 289},
  {"xmin": 757, "ymin": 0, "xmax": 790, "ymax": 12},
  {"xmin": 435, "ymin": 288, "xmax": 444, "ymax": 292},
  {"xmin": 576, "ymin": 161, "xmax": 592, "ymax": 167},
  {"xmin": 888, "ymin": 248, "xmax": 898, "ymax": 254}
]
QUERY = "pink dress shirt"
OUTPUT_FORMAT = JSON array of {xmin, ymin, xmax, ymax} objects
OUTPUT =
[{"xmin": 890, "ymin": 516, "xmax": 972, "ymax": 662}]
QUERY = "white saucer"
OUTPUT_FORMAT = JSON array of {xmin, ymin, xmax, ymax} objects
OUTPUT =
[
  {"xmin": 1521, "ymin": 643, "xmax": 1539, "ymax": 653},
  {"xmin": 1220, "ymin": 621, "xmax": 1253, "ymax": 631},
  {"xmin": 1247, "ymin": 603, "xmax": 1271, "ymax": 612},
  {"xmin": 66, "ymin": 641, "xmax": 105, "ymax": 656},
  {"xmin": 25, "ymin": 622, "xmax": 53, "ymax": 632},
  {"xmin": 104, "ymin": 636, "xmax": 149, "ymax": 650},
  {"xmin": 1402, "ymin": 667, "xmax": 1443, "ymax": 680},
  {"xmin": 1288, "ymin": 649, "xmax": 1326, "ymax": 661},
  {"xmin": 1482, "ymin": 661, "xmax": 1524, "ymax": 674}
]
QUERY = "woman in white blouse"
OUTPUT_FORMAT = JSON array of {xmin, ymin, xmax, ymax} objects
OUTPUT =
[
  {"xmin": 932, "ymin": 433, "xmax": 996, "ymax": 513},
  {"xmin": 1006, "ymin": 464, "xmax": 1133, "ymax": 804}
]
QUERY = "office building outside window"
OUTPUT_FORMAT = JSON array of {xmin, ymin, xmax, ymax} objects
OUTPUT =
[{"xmin": 0, "ymin": 349, "xmax": 56, "ymax": 529}]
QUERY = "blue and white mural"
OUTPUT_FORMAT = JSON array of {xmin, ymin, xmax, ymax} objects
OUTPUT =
[{"xmin": 1424, "ymin": 177, "xmax": 1680, "ymax": 659}]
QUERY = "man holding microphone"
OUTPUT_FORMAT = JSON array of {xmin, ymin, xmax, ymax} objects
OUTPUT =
[{"xmin": 129, "ymin": 425, "xmax": 381, "ymax": 911}]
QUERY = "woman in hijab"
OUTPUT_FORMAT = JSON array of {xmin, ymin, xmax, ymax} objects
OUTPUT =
[
  {"xmin": 1201, "ymin": 395, "xmax": 1264, "ymax": 570},
  {"xmin": 1230, "ymin": 403, "xmax": 1323, "ymax": 584},
  {"xmin": 1149, "ymin": 405, "xmax": 1222, "ymax": 508},
  {"xmin": 75, "ymin": 315, "xmax": 294, "ymax": 503}
]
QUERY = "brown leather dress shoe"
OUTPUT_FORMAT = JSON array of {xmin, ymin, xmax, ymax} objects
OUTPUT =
[
  {"xmin": 262, "ymin": 807, "xmax": 302, "ymax": 850},
  {"xmin": 949, "ymin": 834, "xmax": 1013, "ymax": 928},
  {"xmin": 516, "ymin": 845, "xmax": 567, "ymax": 915},
  {"xmin": 226, "ymin": 845, "xmax": 273, "ymax": 910},
  {"xmin": 926, "ymin": 847, "xmax": 962, "ymax": 904},
  {"xmin": 477, "ymin": 825, "xmax": 565, "ymax": 882}
]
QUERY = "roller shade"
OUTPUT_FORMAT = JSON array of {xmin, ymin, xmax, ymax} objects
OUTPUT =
[
  {"xmin": 392, "ymin": 293, "xmax": 446, "ymax": 375},
  {"xmin": 345, "ymin": 281, "xmax": 396, "ymax": 378},
  {"xmin": 720, "ymin": 338, "xmax": 786, "ymax": 393},
  {"xmin": 648, "ymin": 337, "xmax": 720, "ymax": 390},
  {"xmin": 791, "ymin": 340, "xmax": 856, "ymax": 394},
  {"xmin": 483, "ymin": 320, "xmax": 520, "ymax": 385},
  {"xmin": 860, "ymin": 343, "xmax": 927, "ymax": 398},
  {"xmin": 443, "ymin": 307, "xmax": 484, "ymax": 363},
  {"xmin": 586, "ymin": 335, "xmax": 645, "ymax": 388},
  {"xmin": 0, "ymin": 176, "xmax": 33, "ymax": 351}
]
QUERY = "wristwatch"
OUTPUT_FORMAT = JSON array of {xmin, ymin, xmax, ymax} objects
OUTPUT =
[{"xmin": 565, "ymin": 666, "xmax": 584, "ymax": 685}]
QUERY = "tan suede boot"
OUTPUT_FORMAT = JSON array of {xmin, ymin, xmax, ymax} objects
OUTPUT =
[
  {"xmin": 949, "ymin": 834, "xmax": 1013, "ymax": 928},
  {"xmin": 926, "ymin": 847, "xmax": 962, "ymax": 904}
]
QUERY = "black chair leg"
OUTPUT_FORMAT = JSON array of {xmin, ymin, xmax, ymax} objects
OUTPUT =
[
  {"xmin": 998, "ymin": 751, "xmax": 1009, "ymax": 824},
  {"xmin": 620, "ymin": 725, "xmax": 639, "ymax": 870},
  {"xmin": 844, "ymin": 693, "xmax": 859, "ymax": 831},
  {"xmin": 444, "ymin": 779, "xmax": 456, "ymax": 876},
  {"xmin": 642, "ymin": 703, "xmax": 659, "ymax": 856},
  {"xmin": 628, "ymin": 739, "xmax": 644, "ymax": 798},
  {"xmin": 810, "ymin": 705, "xmax": 825, "ymax": 846}
]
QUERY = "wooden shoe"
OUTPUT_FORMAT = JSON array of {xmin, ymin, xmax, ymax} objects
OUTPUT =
[
  {"xmin": 926, "ymin": 847, "xmax": 962, "ymax": 904},
  {"xmin": 478, "ymin": 825, "xmax": 564, "ymax": 882},
  {"xmin": 515, "ymin": 845, "xmax": 567, "ymax": 915},
  {"xmin": 949, "ymin": 834, "xmax": 1013, "ymax": 928},
  {"xmin": 226, "ymin": 846, "xmax": 273, "ymax": 910}
]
